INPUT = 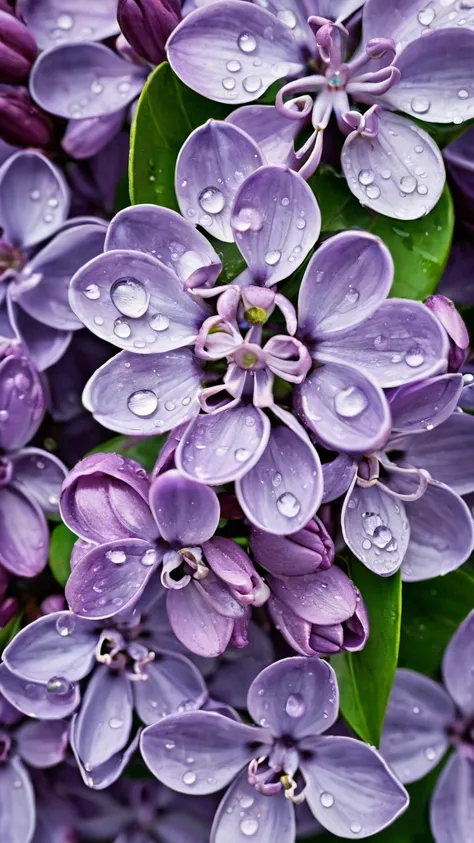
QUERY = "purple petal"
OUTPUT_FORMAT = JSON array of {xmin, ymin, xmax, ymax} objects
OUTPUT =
[
  {"xmin": 0, "ymin": 484, "xmax": 48, "ymax": 577},
  {"xmin": 167, "ymin": 0, "xmax": 305, "ymax": 104},
  {"xmin": 0, "ymin": 150, "xmax": 69, "ymax": 249},
  {"xmin": 203, "ymin": 537, "xmax": 269, "ymax": 606},
  {"xmin": 300, "ymin": 735, "xmax": 408, "ymax": 838},
  {"xmin": 133, "ymin": 651, "xmax": 207, "ymax": 725},
  {"xmin": 298, "ymin": 231, "xmax": 393, "ymax": 340},
  {"xmin": 363, "ymin": 0, "xmax": 474, "ymax": 42},
  {"xmin": 70, "ymin": 715, "xmax": 140, "ymax": 790},
  {"xmin": 208, "ymin": 621, "xmax": 274, "ymax": 709},
  {"xmin": 389, "ymin": 374, "xmax": 463, "ymax": 434},
  {"xmin": 30, "ymin": 42, "xmax": 145, "ymax": 119},
  {"xmin": 11, "ymin": 448, "xmax": 67, "ymax": 516},
  {"xmin": 402, "ymin": 481, "xmax": 474, "ymax": 581},
  {"xmin": 149, "ymin": 469, "xmax": 220, "ymax": 546},
  {"xmin": 236, "ymin": 425, "xmax": 323, "ymax": 535},
  {"xmin": 321, "ymin": 455, "xmax": 357, "ymax": 503},
  {"xmin": 231, "ymin": 165, "xmax": 321, "ymax": 285},
  {"xmin": 296, "ymin": 360, "xmax": 391, "ymax": 453},
  {"xmin": 17, "ymin": 222, "xmax": 106, "ymax": 331},
  {"xmin": 140, "ymin": 710, "xmax": 269, "ymax": 793},
  {"xmin": 15, "ymin": 719, "xmax": 68, "ymax": 768},
  {"xmin": 430, "ymin": 750, "xmax": 474, "ymax": 843},
  {"xmin": 18, "ymin": 0, "xmax": 120, "ymax": 49},
  {"xmin": 176, "ymin": 404, "xmax": 271, "ymax": 484},
  {"xmin": 62, "ymin": 110, "xmax": 126, "ymax": 159},
  {"xmin": 342, "ymin": 478, "xmax": 409, "ymax": 576},
  {"xmin": 380, "ymin": 668, "xmax": 454, "ymax": 784},
  {"xmin": 69, "ymin": 249, "xmax": 208, "ymax": 352},
  {"xmin": 318, "ymin": 299, "xmax": 449, "ymax": 387},
  {"xmin": 105, "ymin": 204, "xmax": 222, "ymax": 288},
  {"xmin": 442, "ymin": 609, "xmax": 474, "ymax": 719},
  {"xmin": 227, "ymin": 104, "xmax": 304, "ymax": 168},
  {"xmin": 176, "ymin": 120, "xmax": 263, "ymax": 243},
  {"xmin": 268, "ymin": 565, "xmax": 357, "ymax": 626},
  {"xmin": 212, "ymin": 767, "xmax": 295, "ymax": 843},
  {"xmin": 8, "ymin": 298, "xmax": 72, "ymax": 371},
  {"xmin": 82, "ymin": 349, "xmax": 202, "ymax": 436},
  {"xmin": 251, "ymin": 517, "xmax": 334, "ymax": 577},
  {"xmin": 0, "ymin": 758, "xmax": 35, "ymax": 843},
  {"xmin": 403, "ymin": 412, "xmax": 474, "ymax": 496},
  {"xmin": 0, "ymin": 664, "xmax": 80, "ymax": 720},
  {"xmin": 384, "ymin": 29, "xmax": 474, "ymax": 124},
  {"xmin": 66, "ymin": 539, "xmax": 160, "ymax": 621},
  {"xmin": 0, "ymin": 348, "xmax": 46, "ymax": 451},
  {"xmin": 248, "ymin": 656, "xmax": 339, "ymax": 737},
  {"xmin": 74, "ymin": 666, "xmax": 132, "ymax": 769},
  {"xmin": 166, "ymin": 585, "xmax": 234, "ymax": 658},
  {"xmin": 341, "ymin": 110, "xmax": 445, "ymax": 218}
]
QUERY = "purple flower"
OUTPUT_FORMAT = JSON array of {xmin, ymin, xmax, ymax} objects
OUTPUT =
[
  {"xmin": 0, "ymin": 10, "xmax": 37, "ymax": 85},
  {"xmin": 0, "ymin": 342, "xmax": 46, "ymax": 451},
  {"xmin": 381, "ymin": 610, "xmax": 474, "ymax": 843},
  {"xmin": 141, "ymin": 656, "xmax": 409, "ymax": 840},
  {"xmin": 0, "ymin": 86, "xmax": 54, "ymax": 149},
  {"xmin": 118, "ymin": 0, "xmax": 181, "ymax": 65},
  {"xmin": 0, "ymin": 150, "xmax": 107, "ymax": 371}
]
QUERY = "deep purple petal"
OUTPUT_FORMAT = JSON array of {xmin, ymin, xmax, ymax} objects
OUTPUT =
[
  {"xmin": 15, "ymin": 719, "xmax": 68, "ymax": 768},
  {"xmin": 268, "ymin": 565, "xmax": 357, "ymax": 626},
  {"xmin": 0, "ymin": 664, "xmax": 80, "ymax": 720},
  {"xmin": 389, "ymin": 374, "xmax": 463, "ymax": 434},
  {"xmin": 149, "ymin": 469, "xmax": 220, "ymax": 546},
  {"xmin": 442, "ymin": 609, "xmax": 474, "ymax": 719},
  {"xmin": 430, "ymin": 750, "xmax": 473, "ymax": 843},
  {"xmin": 251, "ymin": 516, "xmax": 334, "ymax": 577},
  {"xmin": 74, "ymin": 666, "xmax": 132, "ymax": 769},
  {"xmin": 0, "ymin": 757, "xmax": 35, "ymax": 843},
  {"xmin": 133, "ymin": 651, "xmax": 207, "ymax": 725},
  {"xmin": 321, "ymin": 455, "xmax": 357, "ymax": 503},
  {"xmin": 0, "ymin": 484, "xmax": 48, "ymax": 577},
  {"xmin": 166, "ymin": 585, "xmax": 234, "ymax": 658},
  {"xmin": 211, "ymin": 767, "xmax": 295, "ymax": 843},
  {"xmin": 18, "ymin": 0, "xmax": 120, "ymax": 49},
  {"xmin": 403, "ymin": 412, "xmax": 474, "ymax": 495},
  {"xmin": 61, "ymin": 110, "xmax": 126, "ymax": 159},
  {"xmin": 227, "ymin": 104, "xmax": 303, "ymax": 168},
  {"xmin": 11, "ymin": 448, "xmax": 67, "ymax": 516}
]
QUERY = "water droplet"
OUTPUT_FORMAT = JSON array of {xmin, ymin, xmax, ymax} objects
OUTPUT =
[
  {"xmin": 320, "ymin": 792, "xmax": 334, "ymax": 808},
  {"xmin": 106, "ymin": 549, "xmax": 126, "ymax": 564},
  {"xmin": 222, "ymin": 77, "xmax": 236, "ymax": 91},
  {"xmin": 281, "ymin": 196, "xmax": 290, "ymax": 206},
  {"xmin": 141, "ymin": 549, "xmax": 157, "ymax": 567},
  {"xmin": 240, "ymin": 795, "xmax": 254, "ymax": 809},
  {"xmin": 238, "ymin": 32, "xmax": 257, "ymax": 53},
  {"xmin": 296, "ymin": 217, "xmax": 306, "ymax": 229},
  {"xmin": 413, "ymin": 706, "xmax": 421, "ymax": 714},
  {"xmin": 198, "ymin": 186, "xmax": 225, "ymax": 215},
  {"xmin": 235, "ymin": 448, "xmax": 251, "ymax": 462},
  {"xmin": 56, "ymin": 12, "xmax": 74, "ymax": 29},
  {"xmin": 30, "ymin": 189, "xmax": 40, "ymax": 201},
  {"xmin": 372, "ymin": 525, "xmax": 394, "ymax": 549},
  {"xmin": 425, "ymin": 747, "xmax": 436, "ymax": 761},
  {"xmin": 227, "ymin": 59, "xmax": 241, "ymax": 72},
  {"xmin": 109, "ymin": 717, "xmax": 123, "ymax": 729},
  {"xmin": 113, "ymin": 318, "xmax": 131, "ymax": 339},
  {"xmin": 245, "ymin": 415, "xmax": 256, "ymax": 426},
  {"xmin": 46, "ymin": 676, "xmax": 73, "ymax": 696},
  {"xmin": 94, "ymin": 316, "xmax": 104, "ymax": 326},
  {"xmin": 243, "ymin": 75, "xmax": 262, "ymax": 93},
  {"xmin": 91, "ymin": 80, "xmax": 104, "ymax": 94},
  {"xmin": 182, "ymin": 396, "xmax": 192, "ymax": 406},
  {"xmin": 118, "ymin": 80, "xmax": 131, "ymax": 95},
  {"xmin": 285, "ymin": 693, "xmax": 306, "ymax": 718},
  {"xmin": 400, "ymin": 175, "xmax": 417, "ymax": 194},
  {"xmin": 127, "ymin": 390, "xmax": 158, "ymax": 417},
  {"xmin": 411, "ymin": 96, "xmax": 431, "ymax": 114},
  {"xmin": 84, "ymin": 284, "xmax": 100, "ymax": 300},
  {"xmin": 417, "ymin": 7, "xmax": 435, "ymax": 25},
  {"xmin": 350, "ymin": 821, "xmax": 362, "ymax": 834},
  {"xmin": 457, "ymin": 88, "xmax": 469, "ymax": 99},
  {"xmin": 272, "ymin": 472, "xmax": 282, "ymax": 488},
  {"xmin": 358, "ymin": 169, "xmax": 374, "ymax": 186},
  {"xmin": 381, "ymin": 169, "xmax": 391, "ymax": 179},
  {"xmin": 264, "ymin": 249, "xmax": 281, "ymax": 266},
  {"xmin": 277, "ymin": 8, "xmax": 297, "ymax": 28},
  {"xmin": 417, "ymin": 184, "xmax": 428, "ymax": 195},
  {"xmin": 366, "ymin": 184, "xmax": 380, "ymax": 200},
  {"xmin": 414, "ymin": 145, "xmax": 424, "ymax": 154},
  {"xmin": 362, "ymin": 539, "xmax": 371, "ymax": 550},
  {"xmin": 405, "ymin": 347, "xmax": 425, "ymax": 368},
  {"xmin": 233, "ymin": 206, "xmax": 263, "ymax": 232},
  {"xmin": 240, "ymin": 818, "xmax": 259, "ymax": 837},
  {"xmin": 165, "ymin": 741, "xmax": 175, "ymax": 750},
  {"xmin": 277, "ymin": 492, "xmax": 301, "ymax": 518},
  {"xmin": 111, "ymin": 278, "xmax": 150, "ymax": 318},
  {"xmin": 334, "ymin": 386, "xmax": 368, "ymax": 419},
  {"xmin": 183, "ymin": 771, "xmax": 196, "ymax": 785},
  {"xmin": 56, "ymin": 615, "xmax": 75, "ymax": 637}
]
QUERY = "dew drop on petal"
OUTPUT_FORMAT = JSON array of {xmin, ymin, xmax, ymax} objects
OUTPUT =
[
  {"xmin": 56, "ymin": 615, "xmax": 75, "ymax": 637},
  {"xmin": 350, "ymin": 821, "xmax": 362, "ymax": 834},
  {"xmin": 198, "ymin": 186, "xmax": 225, "ymax": 215},
  {"xmin": 238, "ymin": 32, "xmax": 257, "ymax": 53},
  {"xmin": 183, "ymin": 771, "xmax": 196, "ymax": 785},
  {"xmin": 296, "ymin": 217, "xmax": 306, "ymax": 229},
  {"xmin": 109, "ymin": 718, "xmax": 123, "ymax": 729},
  {"xmin": 277, "ymin": 9, "xmax": 297, "ymax": 28},
  {"xmin": 56, "ymin": 12, "xmax": 74, "ymax": 29},
  {"xmin": 411, "ymin": 96, "xmax": 431, "ymax": 114},
  {"xmin": 235, "ymin": 448, "xmax": 251, "ymax": 462},
  {"xmin": 400, "ymin": 175, "xmax": 417, "ymax": 194},
  {"xmin": 285, "ymin": 693, "xmax": 306, "ymax": 718},
  {"xmin": 243, "ymin": 75, "xmax": 262, "ymax": 93},
  {"xmin": 141, "ymin": 549, "xmax": 157, "ymax": 567},
  {"xmin": 222, "ymin": 77, "xmax": 236, "ymax": 91},
  {"xmin": 358, "ymin": 169, "xmax": 374, "ymax": 186},
  {"xmin": 227, "ymin": 59, "xmax": 242, "ymax": 72},
  {"xmin": 113, "ymin": 318, "xmax": 131, "ymax": 339},
  {"xmin": 127, "ymin": 390, "xmax": 159, "ymax": 417},
  {"xmin": 320, "ymin": 792, "xmax": 334, "ymax": 808},
  {"xmin": 106, "ymin": 549, "xmax": 126, "ymax": 565},
  {"xmin": 264, "ymin": 249, "xmax": 281, "ymax": 266},
  {"xmin": 366, "ymin": 184, "xmax": 380, "ymax": 200},
  {"xmin": 149, "ymin": 313, "xmax": 170, "ymax": 332},
  {"xmin": 277, "ymin": 492, "xmax": 301, "ymax": 518},
  {"xmin": 46, "ymin": 676, "xmax": 73, "ymax": 696},
  {"xmin": 425, "ymin": 747, "xmax": 436, "ymax": 761},
  {"xmin": 405, "ymin": 347, "xmax": 425, "ymax": 367},
  {"xmin": 111, "ymin": 278, "xmax": 150, "ymax": 318},
  {"xmin": 457, "ymin": 89, "xmax": 469, "ymax": 99},
  {"xmin": 417, "ymin": 7, "xmax": 435, "ymax": 25},
  {"xmin": 84, "ymin": 284, "xmax": 100, "ymax": 300},
  {"xmin": 334, "ymin": 386, "xmax": 368, "ymax": 419},
  {"xmin": 240, "ymin": 818, "xmax": 259, "ymax": 837}
]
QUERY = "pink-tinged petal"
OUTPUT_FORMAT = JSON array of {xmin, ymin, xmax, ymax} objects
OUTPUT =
[
  {"xmin": 363, "ymin": 0, "xmax": 474, "ymax": 44},
  {"xmin": 74, "ymin": 666, "xmax": 132, "ymax": 770},
  {"xmin": 176, "ymin": 120, "xmax": 263, "ymax": 243},
  {"xmin": 402, "ymin": 481, "xmax": 474, "ymax": 582},
  {"xmin": 0, "ymin": 150, "xmax": 69, "ymax": 249},
  {"xmin": 140, "ymin": 710, "xmax": 269, "ymax": 793},
  {"xmin": 296, "ymin": 359, "xmax": 391, "ymax": 454},
  {"xmin": 15, "ymin": 720, "xmax": 68, "ymax": 769},
  {"xmin": 384, "ymin": 29, "xmax": 474, "ymax": 124},
  {"xmin": 167, "ymin": 0, "xmax": 305, "ymax": 104},
  {"xmin": 70, "ymin": 716, "xmax": 140, "ymax": 790},
  {"xmin": 231, "ymin": 164, "xmax": 321, "ymax": 285},
  {"xmin": 300, "ymin": 735, "xmax": 409, "ymax": 838},
  {"xmin": 318, "ymin": 299, "xmax": 449, "ymax": 387},
  {"xmin": 70, "ymin": 249, "xmax": 207, "ymax": 353},
  {"xmin": 10, "ymin": 448, "xmax": 67, "ymax": 516},
  {"xmin": 227, "ymin": 103, "xmax": 305, "ymax": 168},
  {"xmin": 236, "ymin": 426, "xmax": 323, "ymax": 535},
  {"xmin": 18, "ymin": 0, "xmax": 120, "ymax": 49},
  {"xmin": 212, "ymin": 767, "xmax": 295, "ymax": 843},
  {"xmin": 166, "ymin": 585, "xmax": 234, "ymax": 657},
  {"xmin": 0, "ymin": 664, "xmax": 80, "ymax": 720},
  {"xmin": 380, "ymin": 668, "xmax": 454, "ymax": 784},
  {"xmin": 176, "ymin": 404, "xmax": 271, "ymax": 484},
  {"xmin": 83, "ymin": 349, "xmax": 202, "ymax": 436},
  {"xmin": 0, "ymin": 484, "xmax": 48, "ymax": 577},
  {"xmin": 4, "ymin": 611, "xmax": 97, "ymax": 682},
  {"xmin": 133, "ymin": 651, "xmax": 207, "ymax": 725},
  {"xmin": 342, "ymin": 478, "xmax": 409, "ymax": 576},
  {"xmin": 30, "ymin": 42, "xmax": 145, "ymax": 119},
  {"xmin": 66, "ymin": 539, "xmax": 160, "ymax": 621},
  {"xmin": 403, "ymin": 412, "xmax": 474, "ymax": 495},
  {"xmin": 0, "ymin": 758, "xmax": 35, "ymax": 843},
  {"xmin": 341, "ymin": 111, "xmax": 445, "ymax": 219},
  {"xmin": 430, "ymin": 751, "xmax": 474, "ymax": 843},
  {"xmin": 298, "ymin": 231, "xmax": 393, "ymax": 340},
  {"xmin": 389, "ymin": 374, "xmax": 463, "ymax": 434},
  {"xmin": 8, "ymin": 297, "xmax": 72, "ymax": 372},
  {"xmin": 321, "ymin": 455, "xmax": 357, "ymax": 503},
  {"xmin": 203, "ymin": 537, "xmax": 269, "ymax": 606},
  {"xmin": 105, "ymin": 204, "xmax": 222, "ymax": 288},
  {"xmin": 17, "ymin": 223, "xmax": 106, "ymax": 331},
  {"xmin": 443, "ymin": 609, "xmax": 474, "ymax": 718},
  {"xmin": 150, "ymin": 469, "xmax": 220, "ymax": 546},
  {"xmin": 248, "ymin": 656, "xmax": 339, "ymax": 737},
  {"xmin": 268, "ymin": 565, "xmax": 357, "ymax": 626}
]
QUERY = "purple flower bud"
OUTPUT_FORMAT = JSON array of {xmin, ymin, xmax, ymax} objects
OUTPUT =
[
  {"xmin": 118, "ymin": 0, "xmax": 180, "ymax": 65},
  {"xmin": 0, "ymin": 343, "xmax": 46, "ymax": 451},
  {"xmin": 40, "ymin": 595, "xmax": 66, "ymax": 616},
  {"xmin": 251, "ymin": 516, "xmax": 335, "ymax": 578},
  {"xmin": 425, "ymin": 295, "xmax": 469, "ymax": 371},
  {"xmin": 0, "ymin": 87, "xmax": 54, "ymax": 149},
  {"xmin": 0, "ymin": 10, "xmax": 37, "ymax": 85},
  {"xmin": 0, "ymin": 595, "xmax": 17, "ymax": 628}
]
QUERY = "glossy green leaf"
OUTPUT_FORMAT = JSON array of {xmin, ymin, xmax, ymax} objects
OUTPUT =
[
  {"xmin": 0, "ymin": 612, "xmax": 23, "ymax": 655},
  {"xmin": 49, "ymin": 523, "xmax": 77, "ymax": 587},
  {"xmin": 332, "ymin": 561, "xmax": 402, "ymax": 747},
  {"xmin": 89, "ymin": 434, "xmax": 166, "ymax": 473}
]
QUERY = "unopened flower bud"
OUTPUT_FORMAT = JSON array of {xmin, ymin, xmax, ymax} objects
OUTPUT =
[
  {"xmin": 117, "ymin": 0, "xmax": 180, "ymax": 65},
  {"xmin": 0, "ymin": 344, "xmax": 46, "ymax": 451},
  {"xmin": 425, "ymin": 295, "xmax": 469, "ymax": 371},
  {"xmin": 0, "ymin": 10, "xmax": 37, "ymax": 84},
  {"xmin": 0, "ymin": 87, "xmax": 53, "ymax": 148}
]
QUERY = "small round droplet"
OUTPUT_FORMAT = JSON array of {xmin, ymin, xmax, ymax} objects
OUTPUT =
[
  {"xmin": 272, "ymin": 472, "xmax": 282, "ymax": 488},
  {"xmin": 149, "ymin": 313, "xmax": 170, "ymax": 332},
  {"xmin": 380, "ymin": 169, "xmax": 391, "ymax": 180},
  {"xmin": 141, "ymin": 549, "xmax": 157, "ymax": 567},
  {"xmin": 277, "ymin": 492, "xmax": 301, "ymax": 518},
  {"xmin": 56, "ymin": 615, "xmax": 75, "ymax": 637},
  {"xmin": 109, "ymin": 718, "xmax": 123, "ymax": 729},
  {"xmin": 350, "ymin": 821, "xmax": 362, "ymax": 834},
  {"xmin": 400, "ymin": 175, "xmax": 417, "ymax": 194},
  {"xmin": 113, "ymin": 318, "xmax": 131, "ymax": 339},
  {"xmin": 183, "ymin": 771, "xmax": 196, "ymax": 785},
  {"xmin": 366, "ymin": 184, "xmax": 380, "ymax": 200},
  {"xmin": 320, "ymin": 792, "xmax": 334, "ymax": 808},
  {"xmin": 425, "ymin": 747, "xmax": 436, "ymax": 761},
  {"xmin": 285, "ymin": 693, "xmax": 306, "ymax": 718},
  {"xmin": 222, "ymin": 77, "xmax": 236, "ymax": 91},
  {"xmin": 106, "ymin": 549, "xmax": 126, "ymax": 565},
  {"xmin": 243, "ymin": 75, "xmax": 262, "ymax": 93},
  {"xmin": 417, "ymin": 7, "xmax": 435, "ymax": 25},
  {"xmin": 458, "ymin": 89, "xmax": 469, "ymax": 99},
  {"xmin": 296, "ymin": 217, "xmax": 306, "ymax": 230},
  {"xmin": 84, "ymin": 284, "xmax": 100, "ymax": 300},
  {"xmin": 405, "ymin": 347, "xmax": 425, "ymax": 368},
  {"xmin": 91, "ymin": 80, "xmax": 104, "ymax": 94},
  {"xmin": 30, "ymin": 189, "xmax": 40, "ymax": 201},
  {"xmin": 411, "ymin": 96, "xmax": 431, "ymax": 114},
  {"xmin": 334, "ymin": 386, "xmax": 368, "ymax": 419},
  {"xmin": 238, "ymin": 32, "xmax": 257, "ymax": 53},
  {"xmin": 413, "ymin": 706, "xmax": 421, "ymax": 715},
  {"xmin": 46, "ymin": 676, "xmax": 73, "ymax": 696},
  {"xmin": 57, "ymin": 12, "xmax": 74, "ymax": 30},
  {"xmin": 358, "ymin": 169, "xmax": 374, "ymax": 186},
  {"xmin": 111, "ymin": 277, "xmax": 150, "ymax": 319},
  {"xmin": 198, "ymin": 186, "xmax": 225, "ymax": 215},
  {"xmin": 227, "ymin": 59, "xmax": 241, "ymax": 72},
  {"xmin": 240, "ymin": 818, "xmax": 259, "ymax": 837},
  {"xmin": 277, "ymin": 9, "xmax": 297, "ymax": 28},
  {"xmin": 94, "ymin": 316, "xmax": 104, "ymax": 326},
  {"xmin": 127, "ymin": 390, "xmax": 158, "ymax": 417},
  {"xmin": 235, "ymin": 448, "xmax": 251, "ymax": 462},
  {"xmin": 264, "ymin": 249, "xmax": 281, "ymax": 266},
  {"xmin": 417, "ymin": 184, "xmax": 428, "ymax": 195}
]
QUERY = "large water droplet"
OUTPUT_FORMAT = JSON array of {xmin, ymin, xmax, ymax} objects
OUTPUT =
[
  {"xmin": 240, "ymin": 818, "xmax": 259, "ymax": 837},
  {"xmin": 113, "ymin": 318, "xmax": 131, "ymax": 339},
  {"xmin": 277, "ymin": 492, "xmax": 301, "ymax": 518},
  {"xmin": 227, "ymin": 59, "xmax": 242, "ymax": 72},
  {"xmin": 183, "ymin": 771, "xmax": 196, "ymax": 785},
  {"xmin": 334, "ymin": 386, "xmax": 368, "ymax": 419},
  {"xmin": 57, "ymin": 12, "xmax": 74, "ymax": 29},
  {"xmin": 233, "ymin": 206, "xmax": 263, "ymax": 232},
  {"xmin": 238, "ymin": 32, "xmax": 257, "ymax": 53},
  {"xmin": 366, "ymin": 184, "xmax": 380, "ymax": 200},
  {"xmin": 106, "ymin": 549, "xmax": 126, "ymax": 564},
  {"xmin": 358, "ymin": 169, "xmax": 374, "ymax": 186},
  {"xmin": 400, "ymin": 175, "xmax": 417, "ymax": 194},
  {"xmin": 56, "ymin": 615, "xmax": 75, "ymax": 637},
  {"xmin": 84, "ymin": 284, "xmax": 100, "ymax": 300},
  {"xmin": 405, "ymin": 347, "xmax": 425, "ymax": 368},
  {"xmin": 243, "ymin": 75, "xmax": 262, "ymax": 93},
  {"xmin": 240, "ymin": 795, "xmax": 255, "ymax": 809},
  {"xmin": 277, "ymin": 8, "xmax": 297, "ymax": 28},
  {"xmin": 111, "ymin": 278, "xmax": 150, "ymax": 318},
  {"xmin": 285, "ymin": 693, "xmax": 306, "ymax": 718},
  {"xmin": 411, "ymin": 96, "xmax": 431, "ymax": 114},
  {"xmin": 198, "ymin": 186, "xmax": 225, "ymax": 215},
  {"xmin": 149, "ymin": 313, "xmax": 170, "ymax": 332},
  {"xmin": 141, "ymin": 549, "xmax": 157, "ymax": 567},
  {"xmin": 417, "ymin": 7, "xmax": 435, "ymax": 25},
  {"xmin": 372, "ymin": 525, "xmax": 393, "ymax": 549},
  {"xmin": 46, "ymin": 676, "xmax": 73, "ymax": 696},
  {"xmin": 265, "ymin": 249, "xmax": 281, "ymax": 266},
  {"xmin": 320, "ymin": 792, "xmax": 334, "ymax": 808},
  {"xmin": 127, "ymin": 390, "xmax": 159, "ymax": 417}
]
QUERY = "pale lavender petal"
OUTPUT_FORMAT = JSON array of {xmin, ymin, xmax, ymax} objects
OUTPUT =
[
  {"xmin": 62, "ymin": 111, "xmax": 126, "ymax": 159},
  {"xmin": 403, "ymin": 412, "xmax": 474, "ymax": 495},
  {"xmin": 18, "ymin": 0, "xmax": 120, "ymax": 49},
  {"xmin": 389, "ymin": 374, "xmax": 463, "ymax": 434},
  {"xmin": 0, "ymin": 484, "xmax": 48, "ymax": 577},
  {"xmin": 176, "ymin": 404, "xmax": 271, "ymax": 484},
  {"xmin": 363, "ymin": 0, "xmax": 474, "ymax": 43},
  {"xmin": 212, "ymin": 768, "xmax": 295, "ymax": 843},
  {"xmin": 300, "ymin": 735, "xmax": 409, "ymax": 838},
  {"xmin": 208, "ymin": 621, "xmax": 274, "ymax": 709},
  {"xmin": 149, "ymin": 469, "xmax": 220, "ymax": 546},
  {"xmin": 380, "ymin": 669, "xmax": 454, "ymax": 784},
  {"xmin": 10, "ymin": 448, "xmax": 67, "ymax": 516},
  {"xmin": 8, "ymin": 297, "xmax": 72, "ymax": 371},
  {"xmin": 133, "ymin": 651, "xmax": 207, "ymax": 725},
  {"xmin": 30, "ymin": 43, "xmax": 145, "ymax": 119},
  {"xmin": 0, "ymin": 758, "xmax": 35, "ymax": 843},
  {"xmin": 167, "ymin": 0, "xmax": 305, "ymax": 104},
  {"xmin": 430, "ymin": 751, "xmax": 474, "ymax": 843},
  {"xmin": 231, "ymin": 164, "xmax": 321, "ymax": 285},
  {"xmin": 166, "ymin": 585, "xmax": 234, "ymax": 658},
  {"xmin": 268, "ymin": 565, "xmax": 357, "ymax": 626},
  {"xmin": 321, "ymin": 455, "xmax": 357, "ymax": 503},
  {"xmin": 227, "ymin": 104, "xmax": 304, "ymax": 168},
  {"xmin": 342, "ymin": 478, "xmax": 409, "ymax": 576},
  {"xmin": 70, "ymin": 716, "xmax": 140, "ymax": 790},
  {"xmin": 140, "ymin": 710, "xmax": 269, "ymax": 793},
  {"xmin": 236, "ymin": 426, "xmax": 323, "ymax": 535},
  {"xmin": 0, "ymin": 150, "xmax": 69, "ymax": 249},
  {"xmin": 0, "ymin": 664, "xmax": 80, "ymax": 720},
  {"xmin": 442, "ymin": 609, "xmax": 474, "ymax": 718},
  {"xmin": 298, "ymin": 231, "xmax": 393, "ymax": 340},
  {"xmin": 176, "ymin": 120, "xmax": 263, "ymax": 243},
  {"xmin": 82, "ymin": 349, "xmax": 202, "ymax": 436},
  {"xmin": 74, "ymin": 666, "xmax": 132, "ymax": 769},
  {"xmin": 15, "ymin": 719, "xmax": 68, "ymax": 768},
  {"xmin": 318, "ymin": 299, "xmax": 449, "ymax": 387}
]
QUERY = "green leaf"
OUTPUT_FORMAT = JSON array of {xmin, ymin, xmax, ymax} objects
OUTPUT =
[
  {"xmin": 89, "ymin": 434, "xmax": 166, "ymax": 473},
  {"xmin": 0, "ymin": 612, "xmax": 23, "ymax": 655},
  {"xmin": 399, "ymin": 567, "xmax": 474, "ymax": 678},
  {"xmin": 309, "ymin": 166, "xmax": 454, "ymax": 300},
  {"xmin": 49, "ymin": 523, "xmax": 77, "ymax": 587},
  {"xmin": 332, "ymin": 561, "xmax": 402, "ymax": 747}
]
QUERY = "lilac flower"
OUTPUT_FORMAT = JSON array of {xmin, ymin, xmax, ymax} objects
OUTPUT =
[
  {"xmin": 0, "ymin": 150, "xmax": 107, "ymax": 370},
  {"xmin": 381, "ymin": 610, "xmax": 474, "ymax": 843},
  {"xmin": 0, "ymin": 9, "xmax": 37, "ymax": 85},
  {"xmin": 141, "ymin": 656, "xmax": 409, "ymax": 840},
  {"xmin": 0, "ymin": 690, "xmax": 69, "ymax": 843},
  {"xmin": 424, "ymin": 294, "xmax": 469, "ymax": 372},
  {"xmin": 0, "ymin": 86, "xmax": 54, "ymax": 150}
]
